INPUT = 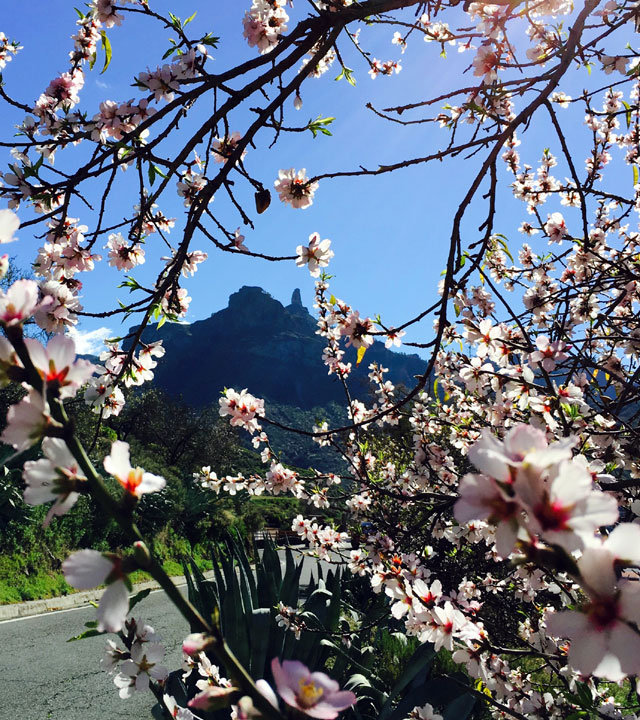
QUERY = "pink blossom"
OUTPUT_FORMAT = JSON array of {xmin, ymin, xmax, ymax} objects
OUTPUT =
[
  {"xmin": 529, "ymin": 335, "xmax": 569, "ymax": 372},
  {"xmin": 233, "ymin": 228, "xmax": 249, "ymax": 253},
  {"xmin": 514, "ymin": 458, "xmax": 618, "ymax": 551},
  {"xmin": 544, "ymin": 212, "xmax": 568, "ymax": 244},
  {"xmin": 0, "ymin": 279, "xmax": 45, "ymax": 326},
  {"xmin": 34, "ymin": 280, "xmax": 81, "ymax": 332},
  {"xmin": 84, "ymin": 376, "xmax": 125, "ymax": 417},
  {"xmin": 94, "ymin": 0, "xmax": 124, "ymax": 29},
  {"xmin": 467, "ymin": 425, "xmax": 574, "ymax": 484},
  {"xmin": 340, "ymin": 312, "xmax": 374, "ymax": 349},
  {"xmin": 454, "ymin": 473, "xmax": 520, "ymax": 557},
  {"xmin": 271, "ymin": 658, "xmax": 356, "ymax": 719},
  {"xmin": 160, "ymin": 286, "xmax": 191, "ymax": 318},
  {"xmin": 164, "ymin": 695, "xmax": 196, "ymax": 720},
  {"xmin": 265, "ymin": 462, "xmax": 300, "ymax": 495},
  {"xmin": 472, "ymin": 44, "xmax": 500, "ymax": 83},
  {"xmin": 106, "ymin": 233, "xmax": 145, "ymax": 271},
  {"xmin": 182, "ymin": 633, "xmax": 210, "ymax": 656},
  {"xmin": 274, "ymin": 168, "xmax": 318, "ymax": 209},
  {"xmin": 211, "ymin": 132, "xmax": 247, "ymax": 164},
  {"xmin": 188, "ymin": 685, "xmax": 239, "ymax": 713},
  {"xmin": 547, "ymin": 524, "xmax": 640, "ymax": 681},
  {"xmin": 243, "ymin": 2, "xmax": 289, "ymax": 54},
  {"xmin": 384, "ymin": 328, "xmax": 405, "ymax": 348},
  {"xmin": 219, "ymin": 388, "xmax": 265, "ymax": 434}
]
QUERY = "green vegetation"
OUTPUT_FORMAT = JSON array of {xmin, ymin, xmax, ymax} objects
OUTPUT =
[{"xmin": 0, "ymin": 387, "xmax": 310, "ymax": 604}]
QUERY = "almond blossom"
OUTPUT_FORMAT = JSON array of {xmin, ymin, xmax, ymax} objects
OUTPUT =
[
  {"xmin": 25, "ymin": 335, "xmax": 95, "ymax": 399},
  {"xmin": 23, "ymin": 438, "xmax": 86, "ymax": 526},
  {"xmin": 271, "ymin": 658, "xmax": 356, "ymax": 719},
  {"xmin": 296, "ymin": 233, "xmax": 334, "ymax": 277},
  {"xmin": 62, "ymin": 549, "xmax": 130, "ymax": 632},
  {"xmin": 0, "ymin": 208, "xmax": 19, "ymax": 243},
  {"xmin": 219, "ymin": 387, "xmax": 265, "ymax": 434},
  {"xmin": 243, "ymin": 0, "xmax": 289, "ymax": 54},
  {"xmin": 1, "ymin": 389, "xmax": 51, "ymax": 452},
  {"xmin": 163, "ymin": 695, "xmax": 196, "ymax": 720},
  {"xmin": 0, "ymin": 279, "xmax": 47, "ymax": 326},
  {"xmin": 211, "ymin": 132, "xmax": 247, "ymax": 164},
  {"xmin": 340, "ymin": 312, "xmax": 374, "ymax": 349},
  {"xmin": 35, "ymin": 280, "xmax": 81, "ymax": 332},
  {"xmin": 528, "ymin": 335, "xmax": 569, "ymax": 372},
  {"xmin": 84, "ymin": 376, "xmax": 125, "ymax": 417},
  {"xmin": 544, "ymin": 212, "xmax": 569, "ymax": 244},
  {"xmin": 115, "ymin": 642, "xmax": 168, "ymax": 697},
  {"xmin": 513, "ymin": 458, "xmax": 618, "ymax": 551},
  {"xmin": 103, "ymin": 440, "xmax": 166, "ymax": 496},
  {"xmin": 106, "ymin": 233, "xmax": 145, "ymax": 271},
  {"xmin": 547, "ymin": 524, "xmax": 640, "ymax": 681},
  {"xmin": 454, "ymin": 472, "xmax": 520, "ymax": 557},
  {"xmin": 274, "ymin": 168, "xmax": 318, "ymax": 209}
]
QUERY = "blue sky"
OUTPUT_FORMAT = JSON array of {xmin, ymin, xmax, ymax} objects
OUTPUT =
[{"xmin": 0, "ymin": 2, "xmax": 632, "ymax": 355}]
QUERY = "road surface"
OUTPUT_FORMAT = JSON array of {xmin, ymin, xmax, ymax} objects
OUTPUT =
[{"xmin": 0, "ymin": 547, "xmax": 345, "ymax": 720}]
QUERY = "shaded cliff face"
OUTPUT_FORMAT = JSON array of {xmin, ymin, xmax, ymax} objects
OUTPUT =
[{"xmin": 134, "ymin": 286, "xmax": 426, "ymax": 409}]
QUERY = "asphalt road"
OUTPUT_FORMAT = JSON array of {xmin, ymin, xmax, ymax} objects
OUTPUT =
[
  {"xmin": 0, "ymin": 548, "xmax": 345, "ymax": 720},
  {"xmin": 0, "ymin": 584, "xmax": 190, "ymax": 720}
]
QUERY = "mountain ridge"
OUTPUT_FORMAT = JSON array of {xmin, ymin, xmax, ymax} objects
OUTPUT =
[{"xmin": 130, "ymin": 286, "xmax": 426, "ymax": 410}]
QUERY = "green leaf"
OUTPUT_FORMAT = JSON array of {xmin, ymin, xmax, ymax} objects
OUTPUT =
[
  {"xmin": 67, "ymin": 628, "xmax": 104, "ymax": 642},
  {"xmin": 633, "ymin": 164, "xmax": 638, "ymax": 188},
  {"xmin": 128, "ymin": 587, "xmax": 151, "ymax": 614},
  {"xmin": 249, "ymin": 608, "xmax": 271, "ymax": 677},
  {"xmin": 308, "ymin": 115, "xmax": 335, "ymax": 139},
  {"xmin": 74, "ymin": 7, "xmax": 85, "ymax": 19},
  {"xmin": 443, "ymin": 694, "xmax": 476, "ymax": 720},
  {"xmin": 200, "ymin": 33, "xmax": 220, "ymax": 48},
  {"xmin": 623, "ymin": 100, "xmax": 632, "ymax": 129},
  {"xmin": 378, "ymin": 643, "xmax": 436, "ymax": 720},
  {"xmin": 335, "ymin": 67, "xmax": 356, "ymax": 86},
  {"xmin": 100, "ymin": 31, "xmax": 112, "ymax": 74},
  {"xmin": 184, "ymin": 11, "xmax": 197, "ymax": 25}
]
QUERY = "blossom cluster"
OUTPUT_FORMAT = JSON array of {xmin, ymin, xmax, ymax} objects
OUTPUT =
[{"xmin": 242, "ymin": 0, "xmax": 289, "ymax": 54}]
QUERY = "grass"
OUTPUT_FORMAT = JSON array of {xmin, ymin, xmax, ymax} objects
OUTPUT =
[{"xmin": 0, "ymin": 547, "xmax": 213, "ymax": 605}]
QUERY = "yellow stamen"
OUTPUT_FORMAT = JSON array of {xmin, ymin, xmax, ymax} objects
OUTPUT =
[{"xmin": 297, "ymin": 679, "xmax": 324, "ymax": 708}]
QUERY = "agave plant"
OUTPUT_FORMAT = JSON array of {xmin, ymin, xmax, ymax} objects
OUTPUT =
[{"xmin": 154, "ymin": 534, "xmax": 477, "ymax": 720}]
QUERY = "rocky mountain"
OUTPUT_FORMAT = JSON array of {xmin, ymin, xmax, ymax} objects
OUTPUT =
[{"xmin": 132, "ymin": 286, "xmax": 426, "ymax": 410}]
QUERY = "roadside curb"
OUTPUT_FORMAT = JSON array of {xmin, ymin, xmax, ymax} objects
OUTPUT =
[{"xmin": 0, "ymin": 571, "xmax": 215, "ymax": 623}]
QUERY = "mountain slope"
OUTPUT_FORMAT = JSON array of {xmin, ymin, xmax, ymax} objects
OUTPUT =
[{"xmin": 133, "ymin": 286, "xmax": 426, "ymax": 410}]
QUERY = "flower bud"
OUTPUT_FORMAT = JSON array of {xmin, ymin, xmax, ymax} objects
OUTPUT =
[
  {"xmin": 182, "ymin": 632, "xmax": 212, "ymax": 656},
  {"xmin": 133, "ymin": 540, "xmax": 151, "ymax": 568}
]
